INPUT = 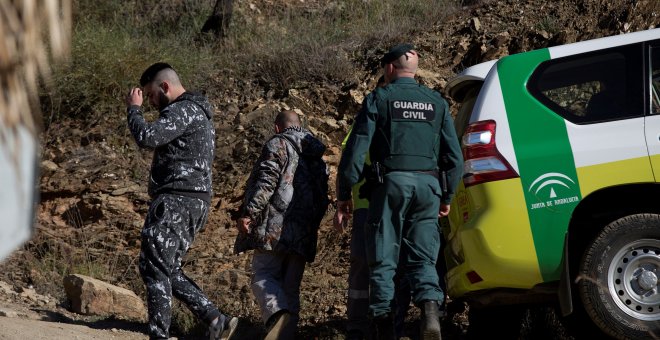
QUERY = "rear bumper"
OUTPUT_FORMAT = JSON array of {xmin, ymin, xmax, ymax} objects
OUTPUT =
[{"xmin": 445, "ymin": 178, "xmax": 545, "ymax": 298}]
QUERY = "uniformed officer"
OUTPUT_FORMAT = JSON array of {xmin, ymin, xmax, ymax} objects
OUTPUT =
[
  {"xmin": 335, "ymin": 44, "xmax": 463, "ymax": 340},
  {"xmin": 334, "ymin": 76, "xmax": 386, "ymax": 340}
]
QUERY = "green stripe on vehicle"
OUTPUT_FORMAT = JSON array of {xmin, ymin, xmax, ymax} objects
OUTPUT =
[{"xmin": 498, "ymin": 49, "xmax": 582, "ymax": 281}]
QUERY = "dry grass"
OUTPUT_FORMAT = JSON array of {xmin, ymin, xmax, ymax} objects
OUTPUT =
[{"xmin": 45, "ymin": 0, "xmax": 457, "ymax": 122}]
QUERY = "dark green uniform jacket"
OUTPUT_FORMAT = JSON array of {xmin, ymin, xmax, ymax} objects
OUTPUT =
[{"xmin": 337, "ymin": 77, "xmax": 463, "ymax": 204}]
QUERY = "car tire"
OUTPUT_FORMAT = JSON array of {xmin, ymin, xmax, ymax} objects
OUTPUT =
[{"xmin": 578, "ymin": 213, "xmax": 660, "ymax": 339}]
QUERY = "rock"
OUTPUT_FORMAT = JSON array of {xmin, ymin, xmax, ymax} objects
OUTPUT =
[
  {"xmin": 63, "ymin": 274, "xmax": 146, "ymax": 322},
  {"xmin": 348, "ymin": 89, "xmax": 364, "ymax": 107},
  {"xmin": 0, "ymin": 281, "xmax": 16, "ymax": 296},
  {"xmin": 104, "ymin": 195, "xmax": 138, "ymax": 217},
  {"xmin": 470, "ymin": 17, "xmax": 481, "ymax": 32},
  {"xmin": 110, "ymin": 184, "xmax": 141, "ymax": 196},
  {"xmin": 17, "ymin": 286, "xmax": 38, "ymax": 302},
  {"xmin": 492, "ymin": 32, "xmax": 511, "ymax": 48},
  {"xmin": 0, "ymin": 309, "xmax": 18, "ymax": 318},
  {"xmin": 41, "ymin": 160, "xmax": 58, "ymax": 172}
]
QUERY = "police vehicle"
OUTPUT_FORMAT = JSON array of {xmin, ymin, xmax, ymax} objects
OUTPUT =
[{"xmin": 444, "ymin": 28, "xmax": 660, "ymax": 339}]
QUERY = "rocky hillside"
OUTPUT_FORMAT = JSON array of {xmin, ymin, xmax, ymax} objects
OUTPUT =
[{"xmin": 1, "ymin": 0, "xmax": 658, "ymax": 339}]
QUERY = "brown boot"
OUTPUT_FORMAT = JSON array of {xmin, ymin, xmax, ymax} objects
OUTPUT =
[
  {"xmin": 419, "ymin": 301, "xmax": 442, "ymax": 340},
  {"xmin": 264, "ymin": 310, "xmax": 290, "ymax": 340}
]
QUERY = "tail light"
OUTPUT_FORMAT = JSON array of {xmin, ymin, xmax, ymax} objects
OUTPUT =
[{"xmin": 462, "ymin": 120, "xmax": 518, "ymax": 187}]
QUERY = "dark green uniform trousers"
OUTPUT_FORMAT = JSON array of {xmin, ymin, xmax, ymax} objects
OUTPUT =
[{"xmin": 365, "ymin": 171, "xmax": 443, "ymax": 317}]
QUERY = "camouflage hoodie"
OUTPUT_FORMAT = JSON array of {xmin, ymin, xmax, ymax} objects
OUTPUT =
[
  {"xmin": 235, "ymin": 126, "xmax": 327, "ymax": 262},
  {"xmin": 127, "ymin": 92, "xmax": 215, "ymax": 203}
]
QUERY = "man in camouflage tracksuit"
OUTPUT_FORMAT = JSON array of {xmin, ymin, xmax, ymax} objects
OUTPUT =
[
  {"xmin": 126, "ymin": 62, "xmax": 237, "ymax": 340},
  {"xmin": 235, "ymin": 110, "xmax": 328, "ymax": 340}
]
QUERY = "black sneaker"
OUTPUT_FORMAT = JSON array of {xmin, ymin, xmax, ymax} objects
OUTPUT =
[{"xmin": 209, "ymin": 314, "xmax": 239, "ymax": 340}]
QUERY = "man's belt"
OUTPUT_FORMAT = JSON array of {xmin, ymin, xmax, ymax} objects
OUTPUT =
[
  {"xmin": 367, "ymin": 162, "xmax": 439, "ymax": 183},
  {"xmin": 364, "ymin": 163, "xmax": 446, "ymax": 196}
]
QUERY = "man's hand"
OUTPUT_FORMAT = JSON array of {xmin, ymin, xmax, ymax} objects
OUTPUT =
[
  {"xmin": 333, "ymin": 200, "xmax": 353, "ymax": 233},
  {"xmin": 126, "ymin": 87, "xmax": 143, "ymax": 108},
  {"xmin": 438, "ymin": 203, "xmax": 451, "ymax": 218},
  {"xmin": 236, "ymin": 216, "xmax": 252, "ymax": 234}
]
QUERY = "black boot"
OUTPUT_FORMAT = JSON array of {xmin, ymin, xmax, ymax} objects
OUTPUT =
[
  {"xmin": 346, "ymin": 329, "xmax": 365, "ymax": 340},
  {"xmin": 370, "ymin": 314, "xmax": 396, "ymax": 340},
  {"xmin": 420, "ymin": 301, "xmax": 442, "ymax": 340}
]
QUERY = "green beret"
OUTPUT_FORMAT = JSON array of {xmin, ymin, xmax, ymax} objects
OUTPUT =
[
  {"xmin": 140, "ymin": 62, "xmax": 173, "ymax": 86},
  {"xmin": 381, "ymin": 43, "xmax": 415, "ymax": 66}
]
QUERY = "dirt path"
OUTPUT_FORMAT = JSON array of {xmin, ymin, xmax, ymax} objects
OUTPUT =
[
  {"xmin": 0, "ymin": 289, "xmax": 148, "ymax": 340},
  {"xmin": 0, "ymin": 316, "xmax": 147, "ymax": 340}
]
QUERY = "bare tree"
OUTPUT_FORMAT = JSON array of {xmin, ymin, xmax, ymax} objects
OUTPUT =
[{"xmin": 201, "ymin": 0, "xmax": 233, "ymax": 38}]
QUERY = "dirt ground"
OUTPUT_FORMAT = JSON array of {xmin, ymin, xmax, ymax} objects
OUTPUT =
[
  {"xmin": 0, "ymin": 0, "xmax": 658, "ymax": 339},
  {"xmin": 0, "ymin": 317, "xmax": 146, "ymax": 340}
]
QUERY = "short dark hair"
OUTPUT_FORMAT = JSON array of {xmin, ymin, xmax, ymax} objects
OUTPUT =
[
  {"xmin": 380, "ymin": 43, "xmax": 415, "ymax": 66},
  {"xmin": 140, "ymin": 62, "xmax": 173, "ymax": 86}
]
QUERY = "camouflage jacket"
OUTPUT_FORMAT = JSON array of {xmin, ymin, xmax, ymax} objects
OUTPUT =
[
  {"xmin": 235, "ymin": 126, "xmax": 327, "ymax": 262},
  {"xmin": 127, "ymin": 92, "xmax": 215, "ymax": 203}
]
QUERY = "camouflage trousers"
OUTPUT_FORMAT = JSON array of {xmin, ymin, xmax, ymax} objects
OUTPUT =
[
  {"xmin": 139, "ymin": 194, "xmax": 220, "ymax": 340},
  {"xmin": 251, "ymin": 249, "xmax": 306, "ymax": 339}
]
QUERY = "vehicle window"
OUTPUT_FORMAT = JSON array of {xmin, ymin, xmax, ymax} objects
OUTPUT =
[
  {"xmin": 453, "ymin": 84, "xmax": 481, "ymax": 138},
  {"xmin": 528, "ymin": 44, "xmax": 644, "ymax": 124},
  {"xmin": 651, "ymin": 47, "xmax": 660, "ymax": 115}
]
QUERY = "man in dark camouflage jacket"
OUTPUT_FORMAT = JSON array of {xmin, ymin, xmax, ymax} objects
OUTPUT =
[
  {"xmin": 235, "ymin": 110, "xmax": 328, "ymax": 340},
  {"xmin": 126, "ymin": 63, "xmax": 237, "ymax": 340}
]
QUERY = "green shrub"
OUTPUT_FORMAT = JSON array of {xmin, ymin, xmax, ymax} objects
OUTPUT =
[{"xmin": 45, "ymin": 0, "xmax": 457, "ymax": 121}]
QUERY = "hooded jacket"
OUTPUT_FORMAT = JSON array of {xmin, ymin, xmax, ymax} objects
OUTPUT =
[
  {"xmin": 127, "ymin": 92, "xmax": 215, "ymax": 203},
  {"xmin": 235, "ymin": 126, "xmax": 327, "ymax": 262}
]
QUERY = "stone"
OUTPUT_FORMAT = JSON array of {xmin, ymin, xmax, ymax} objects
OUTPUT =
[
  {"xmin": 470, "ymin": 17, "xmax": 481, "ymax": 32},
  {"xmin": 349, "ymin": 89, "xmax": 364, "ymax": 107},
  {"xmin": 63, "ymin": 274, "xmax": 146, "ymax": 322},
  {"xmin": 110, "ymin": 184, "xmax": 140, "ymax": 196},
  {"xmin": 17, "ymin": 286, "xmax": 38, "ymax": 301},
  {"xmin": 0, "ymin": 309, "xmax": 18, "ymax": 318},
  {"xmin": 41, "ymin": 160, "xmax": 59, "ymax": 172},
  {"xmin": 0, "ymin": 281, "xmax": 16, "ymax": 296},
  {"xmin": 492, "ymin": 32, "xmax": 511, "ymax": 48}
]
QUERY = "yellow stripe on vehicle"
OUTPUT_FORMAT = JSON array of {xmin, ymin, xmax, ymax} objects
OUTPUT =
[
  {"xmin": 576, "ymin": 156, "xmax": 655, "ymax": 196},
  {"xmin": 446, "ymin": 178, "xmax": 543, "ymax": 297}
]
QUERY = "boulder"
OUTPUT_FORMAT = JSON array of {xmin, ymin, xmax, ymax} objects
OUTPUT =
[{"xmin": 63, "ymin": 274, "xmax": 146, "ymax": 322}]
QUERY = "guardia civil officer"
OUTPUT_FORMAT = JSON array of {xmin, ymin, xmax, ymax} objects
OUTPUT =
[{"xmin": 335, "ymin": 44, "xmax": 463, "ymax": 340}]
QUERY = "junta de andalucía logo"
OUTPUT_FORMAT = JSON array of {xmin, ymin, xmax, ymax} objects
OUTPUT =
[{"xmin": 528, "ymin": 172, "xmax": 580, "ymax": 210}]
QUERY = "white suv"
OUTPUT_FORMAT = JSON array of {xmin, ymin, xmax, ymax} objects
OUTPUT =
[{"xmin": 445, "ymin": 28, "xmax": 660, "ymax": 339}]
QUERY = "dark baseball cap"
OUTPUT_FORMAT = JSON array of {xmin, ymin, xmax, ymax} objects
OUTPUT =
[
  {"xmin": 381, "ymin": 43, "xmax": 416, "ymax": 66},
  {"xmin": 140, "ymin": 62, "xmax": 173, "ymax": 86}
]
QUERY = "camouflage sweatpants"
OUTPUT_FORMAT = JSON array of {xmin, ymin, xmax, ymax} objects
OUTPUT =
[{"xmin": 139, "ymin": 194, "xmax": 220, "ymax": 340}]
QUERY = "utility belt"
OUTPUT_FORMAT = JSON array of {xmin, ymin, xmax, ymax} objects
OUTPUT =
[{"xmin": 359, "ymin": 162, "xmax": 447, "ymax": 199}]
